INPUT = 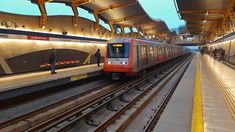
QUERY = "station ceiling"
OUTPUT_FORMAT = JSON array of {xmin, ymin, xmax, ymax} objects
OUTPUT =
[
  {"xmin": 31, "ymin": 0, "xmax": 176, "ymax": 40},
  {"xmin": 176, "ymin": 0, "xmax": 235, "ymax": 42}
]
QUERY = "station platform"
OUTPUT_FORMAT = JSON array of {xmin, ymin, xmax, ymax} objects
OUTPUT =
[
  {"xmin": 0, "ymin": 64, "xmax": 103, "ymax": 101},
  {"xmin": 154, "ymin": 53, "xmax": 235, "ymax": 132}
]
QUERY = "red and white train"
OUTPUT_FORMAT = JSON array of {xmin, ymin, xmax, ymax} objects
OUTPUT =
[{"xmin": 103, "ymin": 38, "xmax": 189, "ymax": 78}]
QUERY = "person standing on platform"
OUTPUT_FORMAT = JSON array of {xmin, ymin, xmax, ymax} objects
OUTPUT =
[
  {"xmin": 213, "ymin": 48, "xmax": 217, "ymax": 59},
  {"xmin": 95, "ymin": 49, "xmax": 101, "ymax": 67},
  {"xmin": 221, "ymin": 49, "xmax": 225, "ymax": 61},
  {"xmin": 200, "ymin": 48, "xmax": 204, "ymax": 56},
  {"xmin": 49, "ymin": 48, "xmax": 57, "ymax": 74}
]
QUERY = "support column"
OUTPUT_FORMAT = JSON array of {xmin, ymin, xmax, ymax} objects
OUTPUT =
[
  {"xmin": 120, "ymin": 25, "xmax": 125, "ymax": 38},
  {"xmin": 129, "ymin": 26, "xmax": 133, "ymax": 38},
  {"xmin": 70, "ymin": 2, "xmax": 79, "ymax": 27},
  {"xmin": 135, "ymin": 24, "xmax": 141, "ymax": 38},
  {"xmin": 227, "ymin": 8, "xmax": 235, "ymax": 32},
  {"xmin": 108, "ymin": 21, "xmax": 115, "ymax": 38},
  {"xmin": 228, "ymin": 0, "xmax": 235, "ymax": 32},
  {"xmin": 93, "ymin": 12, "xmax": 100, "ymax": 30},
  {"xmin": 37, "ymin": 0, "xmax": 47, "ymax": 29}
]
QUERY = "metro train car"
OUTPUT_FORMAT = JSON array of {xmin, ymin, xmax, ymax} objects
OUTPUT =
[{"xmin": 103, "ymin": 38, "xmax": 189, "ymax": 79}]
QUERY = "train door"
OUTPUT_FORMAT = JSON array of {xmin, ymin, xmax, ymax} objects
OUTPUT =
[{"xmin": 140, "ymin": 45, "xmax": 148, "ymax": 66}]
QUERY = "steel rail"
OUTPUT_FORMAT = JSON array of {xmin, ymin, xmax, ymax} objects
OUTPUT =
[
  {"xmin": 143, "ymin": 56, "xmax": 192, "ymax": 132},
  {"xmin": 0, "ymin": 80, "xmax": 121, "ymax": 129},
  {"xmin": 31, "ymin": 56, "xmax": 188, "ymax": 132},
  {"xmin": 93, "ymin": 55, "xmax": 192, "ymax": 132}
]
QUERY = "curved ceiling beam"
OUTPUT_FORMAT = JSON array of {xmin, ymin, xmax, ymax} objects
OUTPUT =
[
  {"xmin": 31, "ymin": 0, "xmax": 172, "ymax": 40},
  {"xmin": 31, "ymin": 0, "xmax": 53, "ymax": 29},
  {"xmin": 70, "ymin": 0, "xmax": 93, "ymax": 5},
  {"xmin": 110, "ymin": 13, "xmax": 147, "ymax": 24},
  {"xmin": 178, "ymin": 9, "xmax": 227, "ymax": 14},
  {"xmin": 70, "ymin": 2, "xmax": 79, "ymax": 27},
  {"xmin": 66, "ymin": 0, "xmax": 94, "ymax": 27},
  {"xmin": 181, "ymin": 18, "xmax": 223, "ymax": 21},
  {"xmin": 93, "ymin": 1, "xmax": 137, "ymax": 14}
]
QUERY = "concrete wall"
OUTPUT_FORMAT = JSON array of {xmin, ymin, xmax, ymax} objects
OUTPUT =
[
  {"xmin": 171, "ymin": 35, "xmax": 203, "ymax": 45},
  {"xmin": 0, "ymin": 12, "xmax": 110, "ymax": 75},
  {"xmin": 0, "ymin": 12, "xmax": 110, "ymax": 39},
  {"xmin": 0, "ymin": 39, "xmax": 106, "ymax": 75}
]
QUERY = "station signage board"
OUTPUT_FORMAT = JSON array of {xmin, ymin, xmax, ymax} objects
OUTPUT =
[
  {"xmin": 0, "ymin": 32, "xmax": 106, "ymax": 44},
  {"xmin": 27, "ymin": 36, "xmax": 49, "ymax": 41}
]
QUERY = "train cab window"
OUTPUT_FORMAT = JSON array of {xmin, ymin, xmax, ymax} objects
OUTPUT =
[{"xmin": 107, "ymin": 43, "xmax": 130, "ymax": 58}]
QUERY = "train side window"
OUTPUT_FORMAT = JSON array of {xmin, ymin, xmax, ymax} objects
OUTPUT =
[
  {"xmin": 168, "ymin": 48, "xmax": 171, "ymax": 57},
  {"xmin": 164, "ymin": 47, "xmax": 167, "ymax": 57},
  {"xmin": 149, "ymin": 46, "xmax": 154, "ymax": 58},
  {"xmin": 154, "ymin": 46, "xmax": 158, "ymax": 56},
  {"xmin": 170, "ymin": 48, "xmax": 172, "ymax": 57},
  {"xmin": 141, "ymin": 45, "xmax": 148, "ymax": 65},
  {"xmin": 158, "ymin": 47, "xmax": 162, "ymax": 56}
]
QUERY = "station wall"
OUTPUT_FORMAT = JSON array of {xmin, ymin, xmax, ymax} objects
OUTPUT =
[
  {"xmin": 0, "ymin": 12, "xmax": 109, "ymax": 75},
  {"xmin": 0, "ymin": 65, "xmax": 4, "ymax": 75},
  {"xmin": 207, "ymin": 40, "xmax": 235, "ymax": 65},
  {"xmin": 0, "ymin": 39, "xmax": 106, "ymax": 75}
]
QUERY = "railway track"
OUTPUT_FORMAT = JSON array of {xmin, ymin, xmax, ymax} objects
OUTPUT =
[
  {"xmin": 0, "ymin": 55, "xmax": 191, "ymax": 132},
  {"xmin": 0, "ymin": 79, "xmax": 125, "ymax": 131},
  {"xmin": 93, "ymin": 55, "xmax": 192, "ymax": 132}
]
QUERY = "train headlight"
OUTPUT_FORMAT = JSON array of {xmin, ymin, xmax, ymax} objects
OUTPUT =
[
  {"xmin": 107, "ymin": 61, "xmax": 112, "ymax": 64},
  {"xmin": 121, "ymin": 62, "xmax": 128, "ymax": 65}
]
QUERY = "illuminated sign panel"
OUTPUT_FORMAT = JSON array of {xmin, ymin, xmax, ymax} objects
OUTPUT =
[
  {"xmin": 27, "ymin": 36, "xmax": 49, "ymax": 41},
  {"xmin": 113, "ymin": 44, "xmax": 123, "ymax": 47}
]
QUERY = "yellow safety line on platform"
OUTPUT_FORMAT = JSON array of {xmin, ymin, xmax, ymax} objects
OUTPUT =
[{"xmin": 191, "ymin": 55, "xmax": 204, "ymax": 132}]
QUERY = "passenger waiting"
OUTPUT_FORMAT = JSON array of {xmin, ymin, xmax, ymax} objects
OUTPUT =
[
  {"xmin": 95, "ymin": 49, "xmax": 101, "ymax": 67},
  {"xmin": 221, "ymin": 49, "xmax": 225, "ymax": 61},
  {"xmin": 213, "ymin": 48, "xmax": 217, "ymax": 59},
  {"xmin": 49, "ymin": 48, "xmax": 57, "ymax": 74}
]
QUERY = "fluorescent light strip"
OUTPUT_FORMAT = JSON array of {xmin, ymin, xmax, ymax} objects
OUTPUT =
[{"xmin": 0, "ymin": 38, "xmax": 107, "ymax": 46}]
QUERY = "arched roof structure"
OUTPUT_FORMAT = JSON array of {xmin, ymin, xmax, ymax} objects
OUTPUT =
[
  {"xmin": 31, "ymin": 0, "xmax": 175, "ymax": 40},
  {"xmin": 175, "ymin": 0, "xmax": 235, "ymax": 42}
]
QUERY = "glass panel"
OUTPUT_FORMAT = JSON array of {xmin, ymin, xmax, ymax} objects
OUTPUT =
[
  {"xmin": 149, "ymin": 46, "xmax": 154, "ymax": 58},
  {"xmin": 141, "ymin": 45, "xmax": 148, "ymax": 65},
  {"xmin": 107, "ymin": 43, "xmax": 130, "ymax": 58}
]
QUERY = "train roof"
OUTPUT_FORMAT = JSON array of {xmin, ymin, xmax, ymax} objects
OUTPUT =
[
  {"xmin": 108, "ymin": 38, "xmax": 190, "ymax": 51},
  {"xmin": 108, "ymin": 38, "xmax": 162, "ymax": 44},
  {"xmin": 108, "ymin": 38, "xmax": 182, "ymax": 48}
]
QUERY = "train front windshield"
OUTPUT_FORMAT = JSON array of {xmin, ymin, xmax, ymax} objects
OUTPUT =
[{"xmin": 107, "ymin": 43, "xmax": 130, "ymax": 58}]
